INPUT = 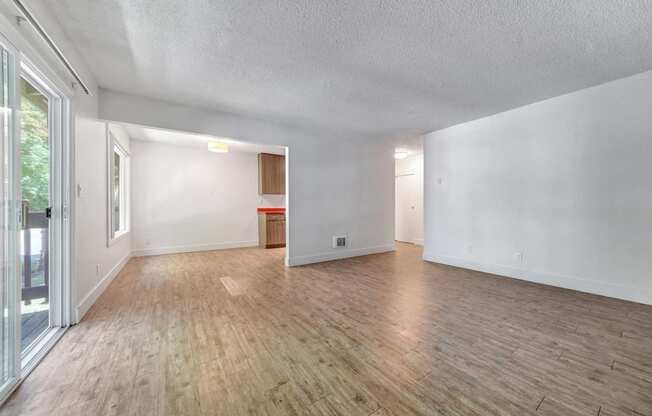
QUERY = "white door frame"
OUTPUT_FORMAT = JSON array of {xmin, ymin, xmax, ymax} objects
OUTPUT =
[{"xmin": 0, "ymin": 30, "xmax": 21, "ymax": 404}]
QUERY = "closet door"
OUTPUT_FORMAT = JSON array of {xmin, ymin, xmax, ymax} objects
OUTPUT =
[{"xmin": 395, "ymin": 173, "xmax": 418, "ymax": 243}]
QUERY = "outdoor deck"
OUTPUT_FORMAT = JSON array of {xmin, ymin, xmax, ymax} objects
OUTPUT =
[{"xmin": 20, "ymin": 310, "xmax": 48, "ymax": 351}]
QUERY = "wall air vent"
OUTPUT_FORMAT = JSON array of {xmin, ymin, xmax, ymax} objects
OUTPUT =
[{"xmin": 332, "ymin": 236, "xmax": 347, "ymax": 248}]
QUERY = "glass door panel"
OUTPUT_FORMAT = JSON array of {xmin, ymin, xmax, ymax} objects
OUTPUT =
[
  {"xmin": 0, "ymin": 40, "xmax": 18, "ymax": 396},
  {"xmin": 18, "ymin": 77, "xmax": 50, "ymax": 354}
]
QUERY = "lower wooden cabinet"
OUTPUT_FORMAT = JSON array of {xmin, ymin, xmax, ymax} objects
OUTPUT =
[{"xmin": 258, "ymin": 212, "xmax": 286, "ymax": 248}]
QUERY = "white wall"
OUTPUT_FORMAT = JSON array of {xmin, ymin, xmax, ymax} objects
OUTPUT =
[
  {"xmin": 75, "ymin": 122, "xmax": 131, "ymax": 320},
  {"xmin": 395, "ymin": 154, "xmax": 424, "ymax": 245},
  {"xmin": 260, "ymin": 194, "xmax": 285, "ymax": 208},
  {"xmin": 424, "ymin": 70, "xmax": 652, "ymax": 305},
  {"xmin": 99, "ymin": 90, "xmax": 396, "ymax": 266},
  {"xmin": 131, "ymin": 140, "xmax": 278, "ymax": 256},
  {"xmin": 0, "ymin": 2, "xmax": 120, "ymax": 322}
]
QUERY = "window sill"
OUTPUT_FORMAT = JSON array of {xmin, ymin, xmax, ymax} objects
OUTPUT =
[{"xmin": 107, "ymin": 230, "xmax": 130, "ymax": 247}]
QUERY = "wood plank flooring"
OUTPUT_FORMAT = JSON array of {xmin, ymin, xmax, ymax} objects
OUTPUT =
[{"xmin": 1, "ymin": 243, "xmax": 651, "ymax": 415}]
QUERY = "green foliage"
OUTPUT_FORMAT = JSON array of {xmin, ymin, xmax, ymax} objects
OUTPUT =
[{"xmin": 20, "ymin": 92, "xmax": 49, "ymax": 212}]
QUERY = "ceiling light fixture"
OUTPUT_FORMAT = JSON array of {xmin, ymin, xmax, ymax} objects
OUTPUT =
[
  {"xmin": 208, "ymin": 140, "xmax": 229, "ymax": 153},
  {"xmin": 394, "ymin": 149, "xmax": 408, "ymax": 160}
]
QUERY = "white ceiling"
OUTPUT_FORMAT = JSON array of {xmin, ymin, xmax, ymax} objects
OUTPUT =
[
  {"xmin": 123, "ymin": 124, "xmax": 285, "ymax": 155},
  {"xmin": 49, "ymin": 1, "xmax": 652, "ymax": 138}
]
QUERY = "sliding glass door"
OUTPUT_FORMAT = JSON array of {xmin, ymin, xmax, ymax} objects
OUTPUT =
[
  {"xmin": 0, "ymin": 36, "xmax": 19, "ymax": 399},
  {"xmin": 19, "ymin": 75, "xmax": 51, "ymax": 354},
  {"xmin": 0, "ymin": 32, "xmax": 69, "ymax": 402}
]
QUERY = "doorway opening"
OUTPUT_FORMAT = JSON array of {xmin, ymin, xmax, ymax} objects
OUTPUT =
[
  {"xmin": 108, "ymin": 122, "xmax": 289, "ymax": 265},
  {"xmin": 394, "ymin": 140, "xmax": 424, "ymax": 246}
]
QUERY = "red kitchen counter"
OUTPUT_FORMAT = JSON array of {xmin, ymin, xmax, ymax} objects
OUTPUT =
[{"xmin": 257, "ymin": 208, "xmax": 286, "ymax": 214}]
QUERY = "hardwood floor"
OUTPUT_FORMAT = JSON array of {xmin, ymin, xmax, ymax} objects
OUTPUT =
[{"xmin": 2, "ymin": 243, "xmax": 651, "ymax": 415}]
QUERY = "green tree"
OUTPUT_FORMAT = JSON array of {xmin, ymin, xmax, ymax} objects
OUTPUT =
[{"xmin": 20, "ymin": 83, "xmax": 49, "ymax": 213}]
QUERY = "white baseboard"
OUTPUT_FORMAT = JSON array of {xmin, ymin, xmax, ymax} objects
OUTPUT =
[
  {"xmin": 132, "ymin": 240, "xmax": 258, "ymax": 257},
  {"xmin": 396, "ymin": 238, "xmax": 424, "ymax": 246},
  {"xmin": 75, "ymin": 252, "xmax": 132, "ymax": 323},
  {"xmin": 424, "ymin": 252, "xmax": 652, "ymax": 306},
  {"xmin": 287, "ymin": 244, "xmax": 396, "ymax": 267}
]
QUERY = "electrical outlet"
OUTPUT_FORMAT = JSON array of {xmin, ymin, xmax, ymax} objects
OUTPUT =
[
  {"xmin": 514, "ymin": 252, "xmax": 523, "ymax": 264},
  {"xmin": 332, "ymin": 236, "xmax": 347, "ymax": 248},
  {"xmin": 95, "ymin": 264, "xmax": 101, "ymax": 276}
]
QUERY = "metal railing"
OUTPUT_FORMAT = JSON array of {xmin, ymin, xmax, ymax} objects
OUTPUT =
[{"xmin": 21, "ymin": 210, "xmax": 48, "ymax": 304}]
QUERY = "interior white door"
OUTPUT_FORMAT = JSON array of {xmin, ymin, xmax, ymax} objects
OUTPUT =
[{"xmin": 395, "ymin": 174, "xmax": 418, "ymax": 243}]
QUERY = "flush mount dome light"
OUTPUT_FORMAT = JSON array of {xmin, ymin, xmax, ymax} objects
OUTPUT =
[
  {"xmin": 394, "ymin": 149, "xmax": 408, "ymax": 159},
  {"xmin": 207, "ymin": 140, "xmax": 229, "ymax": 153}
]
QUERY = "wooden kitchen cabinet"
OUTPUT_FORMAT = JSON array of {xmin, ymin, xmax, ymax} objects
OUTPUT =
[
  {"xmin": 258, "ymin": 212, "xmax": 286, "ymax": 248},
  {"xmin": 258, "ymin": 153, "xmax": 285, "ymax": 194}
]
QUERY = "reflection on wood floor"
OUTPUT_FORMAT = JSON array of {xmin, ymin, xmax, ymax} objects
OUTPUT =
[{"xmin": 1, "ymin": 243, "xmax": 651, "ymax": 415}]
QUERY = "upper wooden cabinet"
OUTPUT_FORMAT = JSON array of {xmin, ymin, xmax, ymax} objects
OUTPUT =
[{"xmin": 258, "ymin": 153, "xmax": 285, "ymax": 194}]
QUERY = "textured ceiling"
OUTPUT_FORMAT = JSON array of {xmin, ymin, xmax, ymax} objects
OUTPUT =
[{"xmin": 49, "ymin": 0, "xmax": 652, "ymax": 138}]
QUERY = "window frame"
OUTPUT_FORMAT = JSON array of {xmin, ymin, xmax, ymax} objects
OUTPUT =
[{"xmin": 106, "ymin": 129, "xmax": 130, "ymax": 246}]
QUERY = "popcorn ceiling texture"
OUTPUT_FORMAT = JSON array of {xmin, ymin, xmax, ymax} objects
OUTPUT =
[{"xmin": 50, "ymin": 0, "xmax": 652, "ymax": 138}]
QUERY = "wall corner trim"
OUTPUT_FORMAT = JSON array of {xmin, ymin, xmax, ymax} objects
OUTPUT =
[
  {"xmin": 75, "ymin": 252, "xmax": 132, "ymax": 323},
  {"xmin": 423, "ymin": 252, "xmax": 652, "ymax": 306},
  {"xmin": 287, "ymin": 244, "xmax": 396, "ymax": 267}
]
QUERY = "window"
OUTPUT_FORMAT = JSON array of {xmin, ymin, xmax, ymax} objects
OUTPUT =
[{"xmin": 107, "ymin": 131, "xmax": 129, "ymax": 244}]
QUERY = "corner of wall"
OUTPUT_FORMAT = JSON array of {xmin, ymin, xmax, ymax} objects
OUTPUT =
[
  {"xmin": 74, "ymin": 119, "xmax": 133, "ymax": 323},
  {"xmin": 423, "ymin": 252, "xmax": 652, "ymax": 306},
  {"xmin": 75, "ymin": 251, "xmax": 132, "ymax": 323},
  {"xmin": 287, "ymin": 243, "xmax": 396, "ymax": 267}
]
